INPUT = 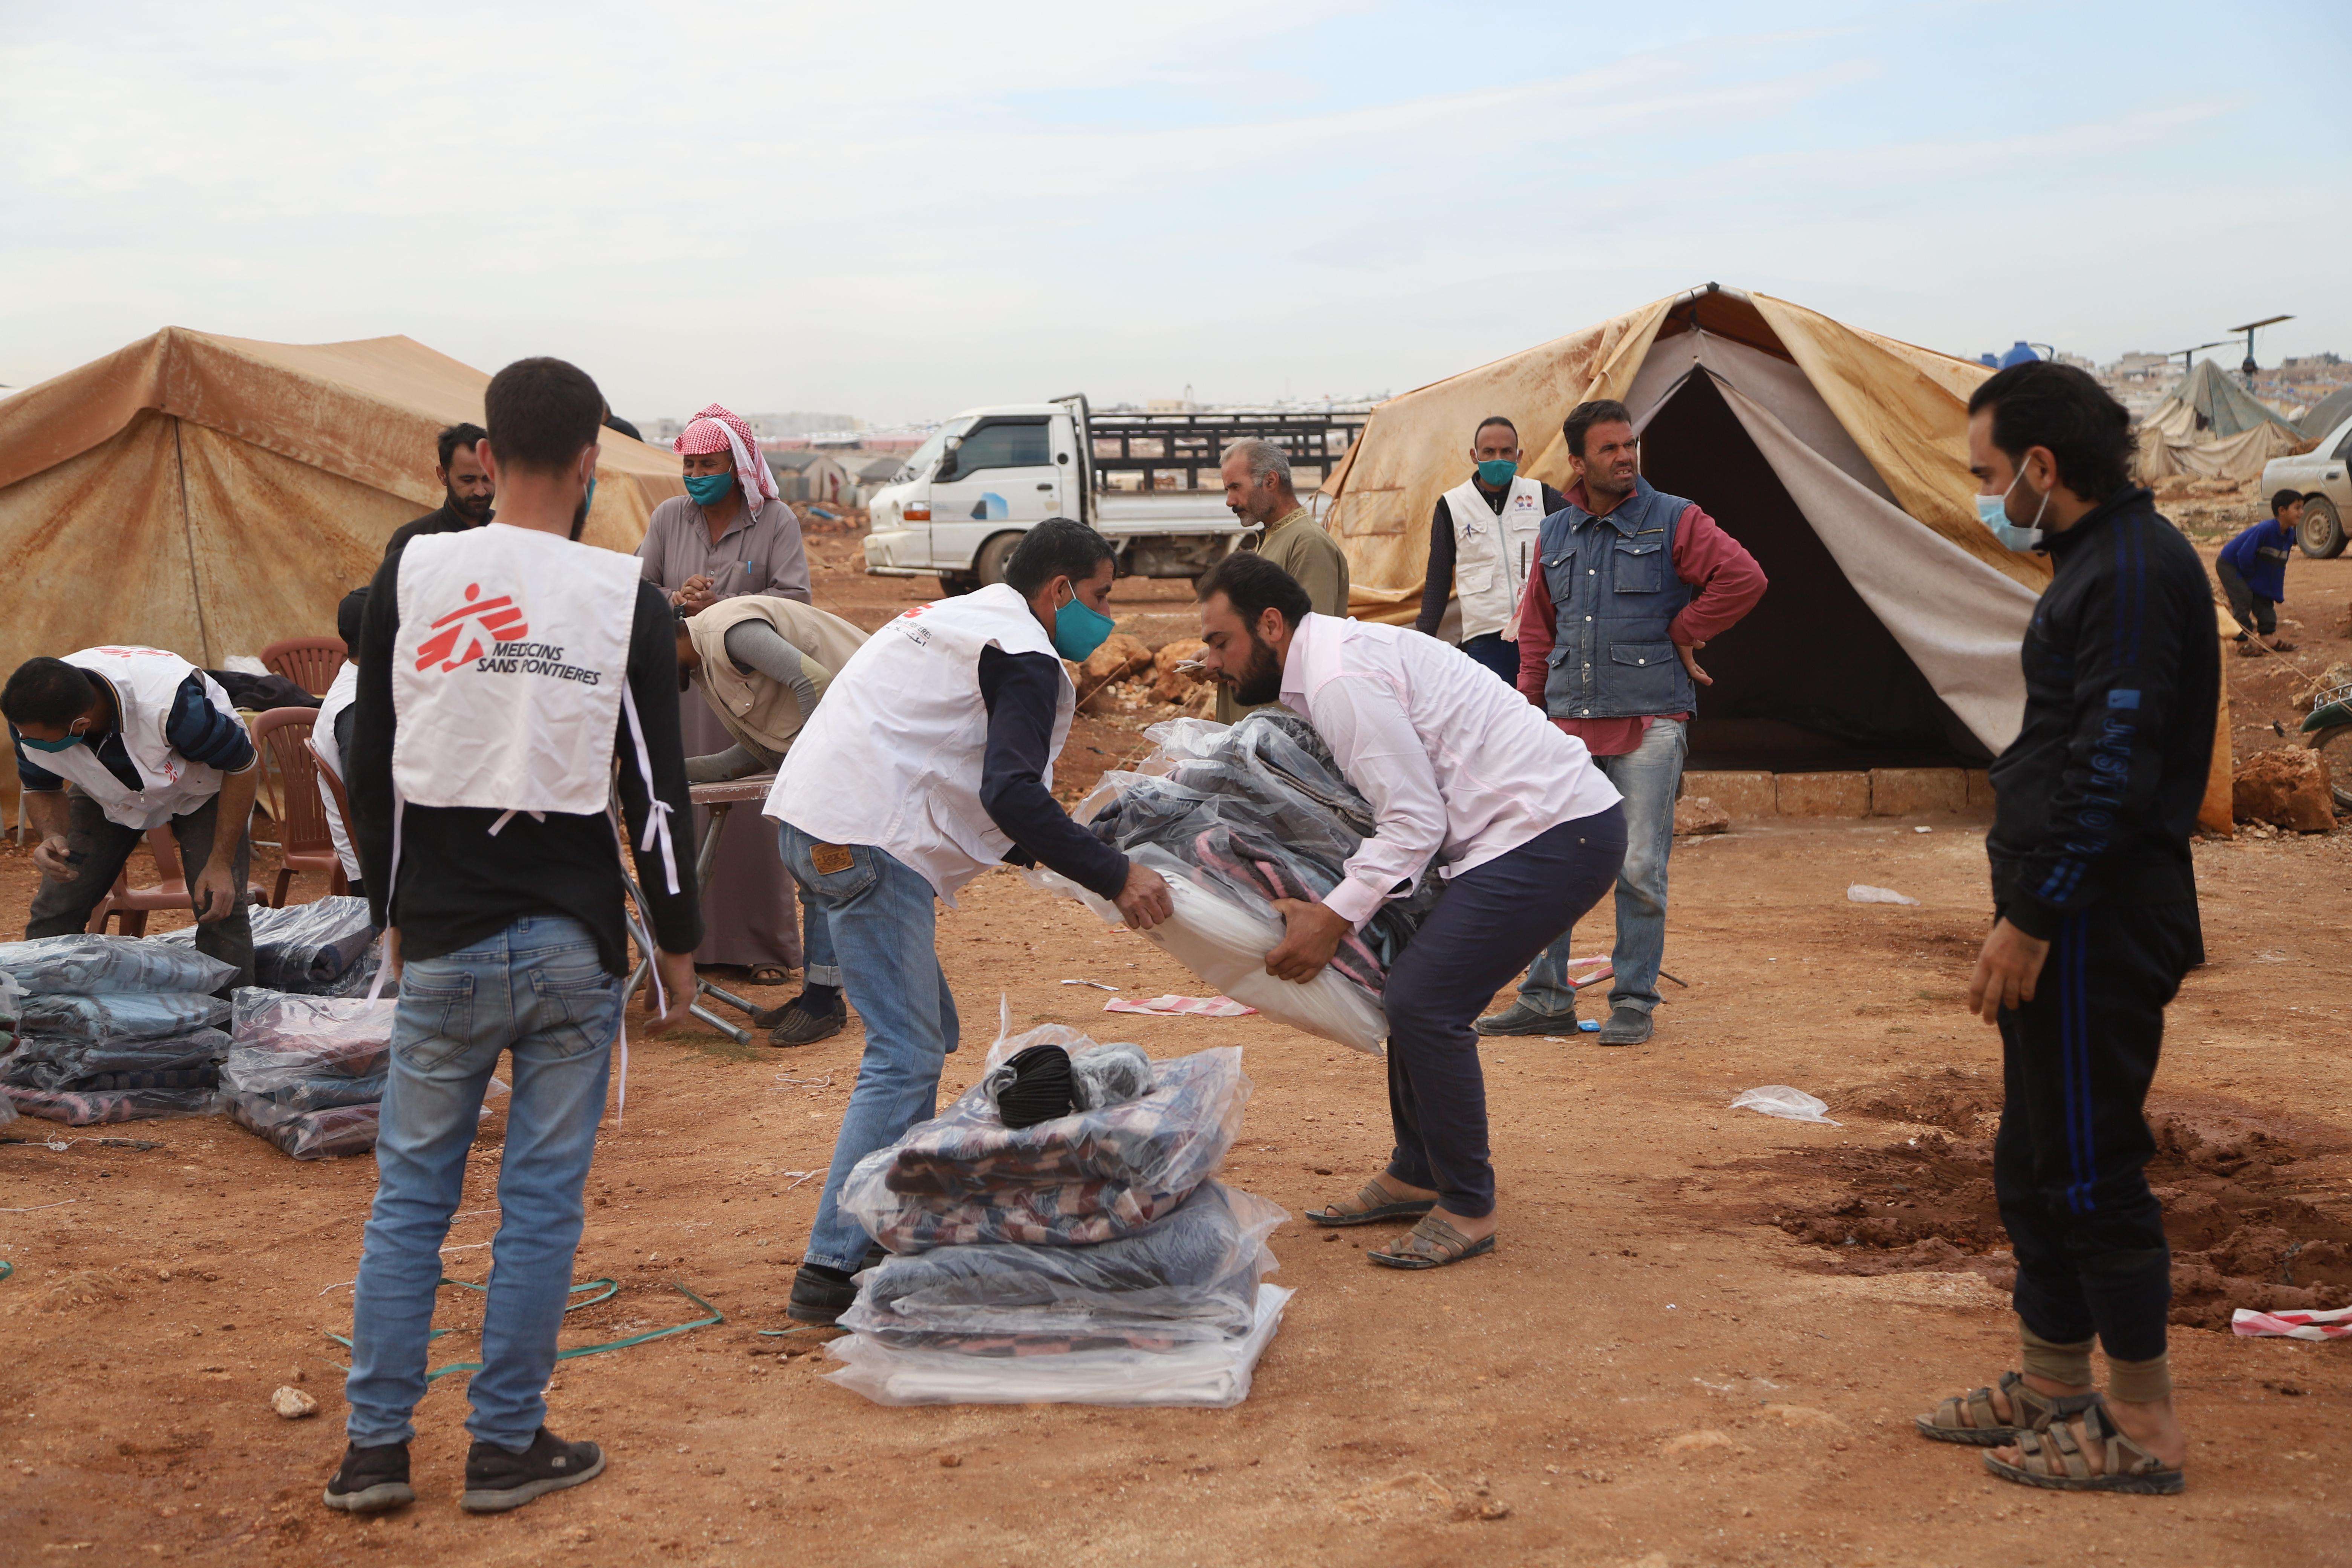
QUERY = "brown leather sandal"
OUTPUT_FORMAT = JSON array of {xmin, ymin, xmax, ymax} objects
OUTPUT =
[
  {"xmin": 1915, "ymin": 1371, "xmax": 2100, "ymax": 1447},
  {"xmin": 1306, "ymin": 1179, "xmax": 1436, "ymax": 1229},
  {"xmin": 1366, "ymin": 1214, "xmax": 1496, "ymax": 1270},
  {"xmin": 1984, "ymin": 1401, "xmax": 2185, "ymax": 1494}
]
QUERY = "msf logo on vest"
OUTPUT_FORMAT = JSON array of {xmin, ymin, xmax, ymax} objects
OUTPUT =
[{"xmin": 416, "ymin": 583, "xmax": 529, "ymax": 672}]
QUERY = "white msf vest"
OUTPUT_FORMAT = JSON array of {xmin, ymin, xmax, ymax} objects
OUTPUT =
[
  {"xmin": 1441, "ymin": 475, "xmax": 1548, "ymax": 641},
  {"xmin": 44, "ymin": 648, "xmax": 237, "ymax": 830},
  {"xmin": 765, "ymin": 583, "xmax": 1073, "ymax": 902},
  {"xmin": 392, "ymin": 524, "xmax": 638, "ymax": 814}
]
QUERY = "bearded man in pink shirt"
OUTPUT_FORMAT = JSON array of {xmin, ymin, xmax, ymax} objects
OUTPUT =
[
  {"xmin": 1476, "ymin": 399, "xmax": 1767, "ymax": 1046},
  {"xmin": 1195, "ymin": 552, "xmax": 1626, "ymax": 1271}
]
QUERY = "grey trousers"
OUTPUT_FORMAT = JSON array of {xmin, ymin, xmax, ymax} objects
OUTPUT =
[{"xmin": 24, "ymin": 790, "xmax": 254, "ymax": 991}]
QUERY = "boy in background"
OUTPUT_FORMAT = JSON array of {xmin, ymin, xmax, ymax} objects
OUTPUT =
[{"xmin": 2216, "ymin": 491, "xmax": 2304, "ymax": 654}]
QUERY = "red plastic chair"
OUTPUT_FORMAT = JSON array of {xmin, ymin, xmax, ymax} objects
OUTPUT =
[
  {"xmin": 250, "ymin": 707, "xmax": 345, "ymax": 905},
  {"xmin": 87, "ymin": 828, "xmax": 269, "ymax": 937},
  {"xmin": 261, "ymin": 637, "xmax": 348, "ymax": 698}
]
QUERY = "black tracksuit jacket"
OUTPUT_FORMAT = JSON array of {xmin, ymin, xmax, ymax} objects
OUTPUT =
[{"xmin": 1986, "ymin": 487, "xmax": 2219, "ymax": 942}]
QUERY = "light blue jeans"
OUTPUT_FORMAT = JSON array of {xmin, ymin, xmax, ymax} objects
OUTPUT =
[
  {"xmin": 798, "ymin": 881, "xmax": 838, "ymax": 988},
  {"xmin": 1519, "ymin": 717, "xmax": 1684, "ymax": 1015},
  {"xmin": 344, "ymin": 915, "xmax": 622, "ymax": 1450},
  {"xmin": 778, "ymin": 822, "xmax": 958, "ymax": 1273}
]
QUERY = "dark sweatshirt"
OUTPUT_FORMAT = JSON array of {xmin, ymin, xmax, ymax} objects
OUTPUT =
[
  {"xmin": 348, "ymin": 536, "xmax": 703, "ymax": 975},
  {"xmin": 975, "ymin": 646, "xmax": 1130, "ymax": 900},
  {"xmin": 1987, "ymin": 487, "xmax": 2218, "ymax": 940}
]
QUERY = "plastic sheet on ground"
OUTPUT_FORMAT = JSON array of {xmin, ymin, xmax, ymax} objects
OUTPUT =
[
  {"xmin": 226, "ymin": 1095, "xmax": 381, "ymax": 1160},
  {"xmin": 1730, "ymin": 1085, "xmax": 1841, "ymax": 1126},
  {"xmin": 2231, "ymin": 1305, "xmax": 2352, "ymax": 1341},
  {"xmin": 1847, "ymin": 884, "xmax": 1919, "ymax": 906},
  {"xmin": 0, "ymin": 935, "xmax": 236, "ymax": 996},
  {"xmin": 840, "ymin": 1181, "xmax": 1284, "ymax": 1348},
  {"xmin": 824, "ymin": 1283, "xmax": 1291, "ymax": 1408},
  {"xmin": 160, "ymin": 896, "xmax": 378, "ymax": 993},
  {"xmin": 223, "ymin": 991, "xmax": 394, "ymax": 1094},
  {"xmin": 19, "ymin": 992, "xmax": 231, "ymax": 1044},
  {"xmin": 1, "ymin": 1027, "xmax": 231, "ymax": 1093},
  {"xmin": 841, "ymin": 1027, "xmax": 1249, "ymax": 1253}
]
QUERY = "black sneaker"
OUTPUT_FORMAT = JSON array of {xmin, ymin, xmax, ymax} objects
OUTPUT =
[
  {"xmin": 460, "ymin": 1427, "xmax": 605, "ymax": 1514},
  {"xmin": 787, "ymin": 1262, "xmax": 859, "ymax": 1325},
  {"xmin": 1474, "ymin": 999, "xmax": 1580, "ymax": 1037},
  {"xmin": 322, "ymin": 1439, "xmax": 414, "ymax": 1514},
  {"xmin": 761, "ymin": 994, "xmax": 848, "ymax": 1047}
]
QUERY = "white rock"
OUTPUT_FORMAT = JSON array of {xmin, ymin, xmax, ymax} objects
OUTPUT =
[{"xmin": 270, "ymin": 1385, "xmax": 318, "ymax": 1419}]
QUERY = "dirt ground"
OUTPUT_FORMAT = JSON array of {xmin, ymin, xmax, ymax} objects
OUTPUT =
[{"xmin": 3, "ymin": 533, "xmax": 2350, "ymax": 1568}]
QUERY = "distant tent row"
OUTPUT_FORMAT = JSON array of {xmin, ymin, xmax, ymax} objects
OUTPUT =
[
  {"xmin": 2136, "ymin": 359, "xmax": 2307, "ymax": 483},
  {"xmin": 1321, "ymin": 283, "xmax": 2231, "ymax": 829}
]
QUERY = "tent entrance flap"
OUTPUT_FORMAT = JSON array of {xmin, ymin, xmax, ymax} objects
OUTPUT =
[{"xmin": 1638, "ymin": 374, "xmax": 1991, "ymax": 773}]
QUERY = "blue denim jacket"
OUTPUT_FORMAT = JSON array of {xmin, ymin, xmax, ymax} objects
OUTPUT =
[{"xmin": 1537, "ymin": 478, "xmax": 1697, "ymax": 720}]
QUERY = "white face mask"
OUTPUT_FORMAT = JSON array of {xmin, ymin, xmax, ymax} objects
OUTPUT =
[{"xmin": 1975, "ymin": 460, "xmax": 2049, "ymax": 551}]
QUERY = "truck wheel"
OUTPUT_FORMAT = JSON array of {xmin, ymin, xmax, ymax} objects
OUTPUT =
[
  {"xmin": 974, "ymin": 531, "xmax": 1023, "ymax": 588},
  {"xmin": 2297, "ymin": 496, "xmax": 2346, "ymax": 559}
]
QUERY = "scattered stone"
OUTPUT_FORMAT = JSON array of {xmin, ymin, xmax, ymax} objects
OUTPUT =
[
  {"xmin": 1079, "ymin": 632, "xmax": 1154, "ymax": 688},
  {"xmin": 270, "ymin": 1386, "xmax": 318, "ymax": 1420},
  {"xmin": 1658, "ymin": 1428, "xmax": 1746, "ymax": 1461},
  {"xmin": 2233, "ymin": 747, "xmax": 2335, "ymax": 832},
  {"xmin": 1762, "ymin": 1403, "xmax": 1848, "ymax": 1431},
  {"xmin": 938, "ymin": 1453, "xmax": 962, "ymax": 1468},
  {"xmin": 1672, "ymin": 795, "xmax": 1729, "ymax": 836},
  {"xmin": 1151, "ymin": 638, "xmax": 1209, "ymax": 703}
]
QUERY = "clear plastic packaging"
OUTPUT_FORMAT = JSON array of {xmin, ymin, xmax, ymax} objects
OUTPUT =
[
  {"xmin": 160, "ymin": 896, "xmax": 378, "ymax": 992},
  {"xmin": 0, "ymin": 934, "xmax": 236, "ymax": 996},
  {"xmin": 1034, "ymin": 847, "xmax": 1387, "ymax": 1055},
  {"xmin": 841, "ymin": 1029, "xmax": 1250, "ymax": 1253},
  {"xmin": 224, "ymin": 990, "xmax": 395, "ymax": 1093},
  {"xmin": 1, "ymin": 1027, "xmax": 231, "ymax": 1092},
  {"xmin": 824, "ymin": 1284, "xmax": 1292, "ymax": 1408},
  {"xmin": 840, "ymin": 1181, "xmax": 1283, "ymax": 1347},
  {"xmin": 226, "ymin": 1093, "xmax": 381, "ymax": 1159},
  {"xmin": 6, "ymin": 1084, "xmax": 222, "ymax": 1125},
  {"xmin": 19, "ymin": 992, "xmax": 231, "ymax": 1044}
]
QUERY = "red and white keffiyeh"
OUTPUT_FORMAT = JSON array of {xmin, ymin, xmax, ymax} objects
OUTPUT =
[{"xmin": 673, "ymin": 403, "xmax": 779, "ymax": 507}]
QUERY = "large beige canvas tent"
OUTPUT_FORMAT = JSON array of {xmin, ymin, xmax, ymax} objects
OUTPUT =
[
  {"xmin": 2135, "ymin": 358, "xmax": 2306, "ymax": 483},
  {"xmin": 1321, "ymin": 283, "xmax": 2230, "ymax": 826}
]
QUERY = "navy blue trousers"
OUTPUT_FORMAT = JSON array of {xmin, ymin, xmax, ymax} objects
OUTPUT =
[
  {"xmin": 1994, "ymin": 897, "xmax": 2198, "ymax": 1363},
  {"xmin": 1458, "ymin": 632, "xmax": 1522, "ymax": 685},
  {"xmin": 1382, "ymin": 807, "xmax": 1626, "ymax": 1217}
]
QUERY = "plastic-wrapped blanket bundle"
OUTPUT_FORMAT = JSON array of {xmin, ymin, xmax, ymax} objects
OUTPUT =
[
  {"xmin": 826, "ymin": 1022, "xmax": 1291, "ymax": 1409},
  {"xmin": 159, "ymin": 897, "xmax": 381, "ymax": 995},
  {"xmin": 840, "ymin": 1028, "xmax": 1248, "ymax": 1251},
  {"xmin": 0, "ymin": 936, "xmax": 234, "ymax": 1124},
  {"xmin": 222, "ymin": 990, "xmax": 395, "ymax": 1160},
  {"xmin": 1037, "ymin": 713, "xmax": 1417, "ymax": 1055}
]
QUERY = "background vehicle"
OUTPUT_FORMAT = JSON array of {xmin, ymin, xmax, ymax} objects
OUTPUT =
[
  {"xmin": 2263, "ymin": 413, "xmax": 2352, "ymax": 557},
  {"xmin": 861, "ymin": 395, "xmax": 1363, "ymax": 592}
]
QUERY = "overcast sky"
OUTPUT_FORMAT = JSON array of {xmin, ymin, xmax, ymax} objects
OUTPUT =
[{"xmin": 5, "ymin": 0, "xmax": 2346, "ymax": 425}]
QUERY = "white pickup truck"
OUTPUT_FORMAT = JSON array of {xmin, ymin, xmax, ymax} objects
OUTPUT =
[{"xmin": 861, "ymin": 395, "xmax": 1356, "ymax": 592}]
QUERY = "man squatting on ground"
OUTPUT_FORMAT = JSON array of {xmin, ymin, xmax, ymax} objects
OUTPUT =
[
  {"xmin": 3, "ymin": 647, "xmax": 262, "ymax": 988},
  {"xmin": 767, "ymin": 517, "xmax": 1176, "ymax": 1326},
  {"xmin": 1196, "ymin": 552, "xmax": 1627, "ymax": 1269},
  {"xmin": 328, "ymin": 356, "xmax": 700, "ymax": 1516},
  {"xmin": 2215, "ymin": 489, "xmax": 2304, "ymax": 655},
  {"xmin": 1414, "ymin": 415, "xmax": 1567, "ymax": 683},
  {"xmin": 1479, "ymin": 399, "xmax": 1766, "ymax": 1046},
  {"xmin": 1913, "ymin": 361, "xmax": 2216, "ymax": 1495},
  {"xmin": 670, "ymin": 591, "xmax": 870, "ymax": 1046}
]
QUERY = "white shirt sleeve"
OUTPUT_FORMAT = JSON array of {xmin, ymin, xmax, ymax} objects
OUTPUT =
[{"xmin": 1308, "ymin": 672, "xmax": 1447, "ymax": 928}]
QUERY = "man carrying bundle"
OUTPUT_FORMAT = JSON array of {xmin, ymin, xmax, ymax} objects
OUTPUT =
[{"xmin": 766, "ymin": 516, "xmax": 1174, "ymax": 1326}]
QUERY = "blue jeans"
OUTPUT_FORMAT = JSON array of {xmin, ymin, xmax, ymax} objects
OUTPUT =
[
  {"xmin": 345, "ymin": 915, "xmax": 622, "ymax": 1450},
  {"xmin": 777, "ymin": 822, "xmax": 958, "ymax": 1272},
  {"xmin": 1519, "ymin": 717, "xmax": 1684, "ymax": 1015},
  {"xmin": 798, "ymin": 882, "xmax": 838, "ymax": 987}
]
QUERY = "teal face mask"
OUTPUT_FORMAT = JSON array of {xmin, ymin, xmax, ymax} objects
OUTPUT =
[
  {"xmin": 16, "ymin": 729, "xmax": 84, "ymax": 753},
  {"xmin": 1475, "ymin": 458, "xmax": 1519, "ymax": 488},
  {"xmin": 1975, "ymin": 465, "xmax": 2047, "ymax": 551},
  {"xmin": 1051, "ymin": 585, "xmax": 1117, "ymax": 662},
  {"xmin": 684, "ymin": 471, "xmax": 733, "ymax": 506}
]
